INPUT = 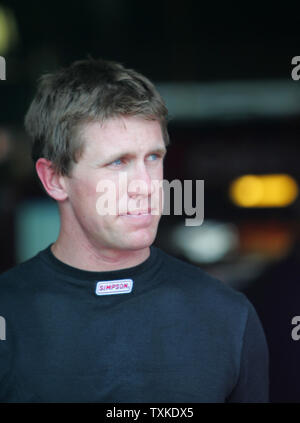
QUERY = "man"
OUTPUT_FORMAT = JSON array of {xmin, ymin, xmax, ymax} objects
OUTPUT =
[{"xmin": 0, "ymin": 58, "xmax": 269, "ymax": 402}]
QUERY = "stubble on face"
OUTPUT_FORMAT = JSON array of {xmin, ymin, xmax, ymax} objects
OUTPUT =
[{"xmin": 60, "ymin": 116, "xmax": 166, "ymax": 259}]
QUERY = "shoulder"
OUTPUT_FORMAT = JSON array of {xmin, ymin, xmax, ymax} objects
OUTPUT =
[
  {"xmin": 0, "ymin": 254, "xmax": 41, "ymax": 295},
  {"xmin": 154, "ymin": 247, "xmax": 266, "ymax": 359},
  {"xmin": 155, "ymin": 246, "xmax": 253, "ymax": 317}
]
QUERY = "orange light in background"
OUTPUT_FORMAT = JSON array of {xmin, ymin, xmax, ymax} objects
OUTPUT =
[
  {"xmin": 229, "ymin": 174, "xmax": 299, "ymax": 208},
  {"xmin": 238, "ymin": 221, "xmax": 295, "ymax": 259}
]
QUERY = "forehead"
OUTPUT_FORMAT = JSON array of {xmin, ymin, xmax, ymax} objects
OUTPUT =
[{"xmin": 80, "ymin": 116, "xmax": 165, "ymax": 158}]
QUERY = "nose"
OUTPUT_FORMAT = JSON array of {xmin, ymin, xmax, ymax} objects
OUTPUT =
[{"xmin": 127, "ymin": 163, "xmax": 154, "ymax": 198}]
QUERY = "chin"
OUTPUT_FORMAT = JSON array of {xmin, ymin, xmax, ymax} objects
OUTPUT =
[{"xmin": 120, "ymin": 230, "xmax": 157, "ymax": 251}]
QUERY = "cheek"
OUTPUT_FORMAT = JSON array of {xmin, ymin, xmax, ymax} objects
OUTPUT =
[
  {"xmin": 151, "ymin": 163, "xmax": 164, "ymax": 179},
  {"xmin": 70, "ymin": 179, "xmax": 101, "ymax": 215},
  {"xmin": 94, "ymin": 175, "xmax": 123, "ymax": 217}
]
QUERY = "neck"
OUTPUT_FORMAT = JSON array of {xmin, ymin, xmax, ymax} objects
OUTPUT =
[
  {"xmin": 51, "ymin": 234, "xmax": 150, "ymax": 272},
  {"xmin": 52, "ymin": 203, "xmax": 151, "ymax": 271}
]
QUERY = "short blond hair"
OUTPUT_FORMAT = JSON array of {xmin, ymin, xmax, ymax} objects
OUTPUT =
[{"xmin": 25, "ymin": 57, "xmax": 169, "ymax": 175}]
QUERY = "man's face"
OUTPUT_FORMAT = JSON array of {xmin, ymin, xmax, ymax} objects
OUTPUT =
[{"xmin": 63, "ymin": 116, "xmax": 166, "ymax": 253}]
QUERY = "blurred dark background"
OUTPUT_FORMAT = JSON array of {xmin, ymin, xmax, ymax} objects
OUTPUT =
[{"xmin": 1, "ymin": 0, "xmax": 300, "ymax": 402}]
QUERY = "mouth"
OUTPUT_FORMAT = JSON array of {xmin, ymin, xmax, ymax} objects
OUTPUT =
[
  {"xmin": 118, "ymin": 208, "xmax": 156, "ymax": 226},
  {"xmin": 119, "ymin": 208, "xmax": 152, "ymax": 216}
]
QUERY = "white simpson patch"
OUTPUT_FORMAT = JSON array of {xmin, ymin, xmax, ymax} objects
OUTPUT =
[{"xmin": 95, "ymin": 279, "xmax": 133, "ymax": 296}]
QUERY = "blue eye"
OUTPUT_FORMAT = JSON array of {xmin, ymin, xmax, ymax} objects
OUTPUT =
[
  {"xmin": 148, "ymin": 154, "xmax": 158, "ymax": 161},
  {"xmin": 110, "ymin": 159, "xmax": 122, "ymax": 166}
]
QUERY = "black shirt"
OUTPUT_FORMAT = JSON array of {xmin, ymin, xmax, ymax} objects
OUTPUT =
[{"xmin": 0, "ymin": 245, "xmax": 269, "ymax": 402}]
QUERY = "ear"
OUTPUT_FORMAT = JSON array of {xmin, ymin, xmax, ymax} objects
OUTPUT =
[{"xmin": 35, "ymin": 158, "xmax": 68, "ymax": 201}]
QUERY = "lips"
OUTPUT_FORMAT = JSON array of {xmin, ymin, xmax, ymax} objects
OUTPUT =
[
  {"xmin": 127, "ymin": 210, "xmax": 150, "ymax": 215},
  {"xmin": 119, "ymin": 208, "xmax": 152, "ymax": 216},
  {"xmin": 118, "ymin": 208, "xmax": 157, "ymax": 227}
]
